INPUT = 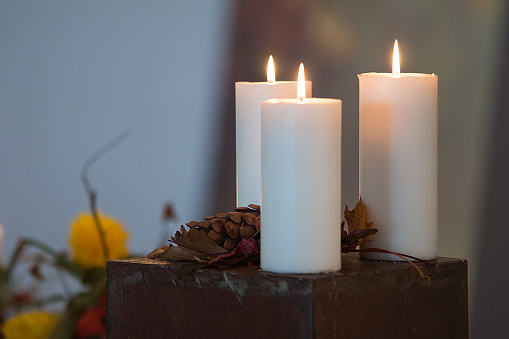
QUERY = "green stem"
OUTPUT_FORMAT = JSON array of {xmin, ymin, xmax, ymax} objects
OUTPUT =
[
  {"xmin": 22, "ymin": 238, "xmax": 83, "ymax": 278},
  {"xmin": 89, "ymin": 191, "xmax": 110, "ymax": 263},
  {"xmin": 5, "ymin": 239, "xmax": 27, "ymax": 282},
  {"xmin": 4, "ymin": 238, "xmax": 83, "ymax": 284}
]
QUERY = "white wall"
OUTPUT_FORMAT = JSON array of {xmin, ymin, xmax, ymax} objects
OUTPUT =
[{"xmin": 0, "ymin": 1, "xmax": 232, "ymax": 260}]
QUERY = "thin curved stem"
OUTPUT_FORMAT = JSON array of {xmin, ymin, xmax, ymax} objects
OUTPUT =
[
  {"xmin": 6, "ymin": 238, "xmax": 83, "ymax": 281},
  {"xmin": 80, "ymin": 131, "xmax": 130, "ymax": 263},
  {"xmin": 355, "ymin": 247, "xmax": 431, "ymax": 281}
]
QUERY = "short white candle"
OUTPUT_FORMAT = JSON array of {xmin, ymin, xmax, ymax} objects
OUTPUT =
[
  {"xmin": 358, "ymin": 40, "xmax": 438, "ymax": 261},
  {"xmin": 261, "ymin": 64, "xmax": 342, "ymax": 273},
  {"xmin": 235, "ymin": 56, "xmax": 311, "ymax": 207}
]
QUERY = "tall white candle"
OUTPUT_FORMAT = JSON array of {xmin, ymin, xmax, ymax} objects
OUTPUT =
[
  {"xmin": 235, "ymin": 56, "xmax": 311, "ymax": 207},
  {"xmin": 358, "ymin": 40, "xmax": 438, "ymax": 261},
  {"xmin": 261, "ymin": 64, "xmax": 342, "ymax": 273}
]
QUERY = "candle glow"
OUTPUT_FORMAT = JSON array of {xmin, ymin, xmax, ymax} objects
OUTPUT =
[
  {"xmin": 267, "ymin": 55, "xmax": 276, "ymax": 84},
  {"xmin": 297, "ymin": 63, "xmax": 306, "ymax": 101},
  {"xmin": 392, "ymin": 39, "xmax": 400, "ymax": 77}
]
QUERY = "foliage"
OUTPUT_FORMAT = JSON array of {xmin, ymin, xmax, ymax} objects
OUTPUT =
[
  {"xmin": 0, "ymin": 134, "xmax": 131, "ymax": 339},
  {"xmin": 0, "ymin": 209, "xmax": 130, "ymax": 339}
]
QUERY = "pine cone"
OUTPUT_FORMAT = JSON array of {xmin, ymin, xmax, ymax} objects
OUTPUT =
[{"xmin": 183, "ymin": 204, "xmax": 260, "ymax": 251}]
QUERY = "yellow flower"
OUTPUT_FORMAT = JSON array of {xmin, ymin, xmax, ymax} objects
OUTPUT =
[
  {"xmin": 69, "ymin": 211, "xmax": 129, "ymax": 269},
  {"xmin": 2, "ymin": 311, "xmax": 57, "ymax": 339}
]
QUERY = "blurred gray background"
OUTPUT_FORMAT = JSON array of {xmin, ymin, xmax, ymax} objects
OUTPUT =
[{"xmin": 1, "ymin": 1, "xmax": 507, "ymax": 336}]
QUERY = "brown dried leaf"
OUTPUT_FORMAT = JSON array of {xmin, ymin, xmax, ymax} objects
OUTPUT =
[
  {"xmin": 150, "ymin": 244, "xmax": 204, "ymax": 261},
  {"xmin": 173, "ymin": 228, "xmax": 229, "ymax": 255},
  {"xmin": 344, "ymin": 198, "xmax": 373, "ymax": 234},
  {"xmin": 146, "ymin": 246, "xmax": 169, "ymax": 259},
  {"xmin": 206, "ymin": 239, "xmax": 259, "ymax": 267},
  {"xmin": 342, "ymin": 198, "xmax": 377, "ymax": 252}
]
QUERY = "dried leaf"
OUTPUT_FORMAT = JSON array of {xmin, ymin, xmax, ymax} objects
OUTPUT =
[
  {"xmin": 206, "ymin": 239, "xmax": 259, "ymax": 267},
  {"xmin": 151, "ymin": 244, "xmax": 204, "ymax": 261},
  {"xmin": 237, "ymin": 239, "xmax": 258, "ymax": 255},
  {"xmin": 342, "ymin": 228, "xmax": 378, "ymax": 253},
  {"xmin": 146, "ymin": 246, "xmax": 168, "ymax": 259},
  {"xmin": 172, "ymin": 228, "xmax": 229, "ymax": 256},
  {"xmin": 344, "ymin": 198, "xmax": 373, "ymax": 234},
  {"xmin": 342, "ymin": 198, "xmax": 377, "ymax": 252}
]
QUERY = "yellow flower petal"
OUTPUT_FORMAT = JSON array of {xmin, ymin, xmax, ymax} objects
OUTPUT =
[
  {"xmin": 69, "ymin": 211, "xmax": 129, "ymax": 269},
  {"xmin": 2, "ymin": 311, "xmax": 57, "ymax": 339}
]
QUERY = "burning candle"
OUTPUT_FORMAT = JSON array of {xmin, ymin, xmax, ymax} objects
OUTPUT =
[
  {"xmin": 235, "ymin": 57, "xmax": 312, "ymax": 208},
  {"xmin": 261, "ymin": 64, "xmax": 342, "ymax": 273},
  {"xmin": 358, "ymin": 40, "xmax": 438, "ymax": 261}
]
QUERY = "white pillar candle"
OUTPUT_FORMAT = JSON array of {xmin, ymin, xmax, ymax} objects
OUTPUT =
[
  {"xmin": 261, "ymin": 64, "xmax": 342, "ymax": 274},
  {"xmin": 358, "ymin": 40, "xmax": 438, "ymax": 261},
  {"xmin": 235, "ymin": 56, "xmax": 311, "ymax": 207}
]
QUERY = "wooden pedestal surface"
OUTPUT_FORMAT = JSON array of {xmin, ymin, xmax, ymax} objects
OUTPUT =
[{"xmin": 107, "ymin": 253, "xmax": 468, "ymax": 338}]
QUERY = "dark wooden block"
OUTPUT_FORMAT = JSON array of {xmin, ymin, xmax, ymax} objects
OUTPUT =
[{"xmin": 107, "ymin": 253, "xmax": 468, "ymax": 338}]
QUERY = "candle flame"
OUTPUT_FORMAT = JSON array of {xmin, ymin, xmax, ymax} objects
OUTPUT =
[
  {"xmin": 392, "ymin": 39, "xmax": 400, "ymax": 77},
  {"xmin": 267, "ymin": 55, "xmax": 276, "ymax": 83},
  {"xmin": 297, "ymin": 63, "xmax": 306, "ymax": 101}
]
